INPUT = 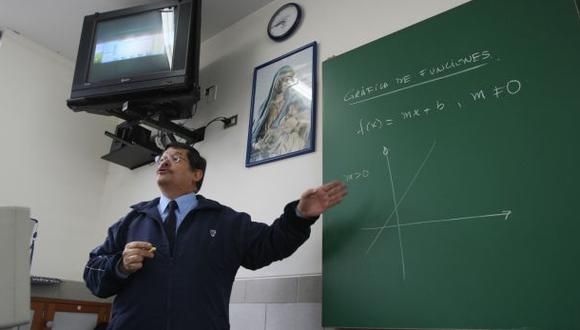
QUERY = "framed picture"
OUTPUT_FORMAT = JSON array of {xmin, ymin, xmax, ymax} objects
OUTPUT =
[{"xmin": 246, "ymin": 42, "xmax": 317, "ymax": 167}]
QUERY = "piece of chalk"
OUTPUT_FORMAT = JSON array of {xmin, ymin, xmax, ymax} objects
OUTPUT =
[{"xmin": 148, "ymin": 246, "xmax": 157, "ymax": 253}]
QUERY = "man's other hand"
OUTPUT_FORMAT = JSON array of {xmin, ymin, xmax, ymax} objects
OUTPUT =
[{"xmin": 120, "ymin": 241, "xmax": 155, "ymax": 274}]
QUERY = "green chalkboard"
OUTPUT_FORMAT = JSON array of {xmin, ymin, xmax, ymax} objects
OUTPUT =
[{"xmin": 322, "ymin": 0, "xmax": 580, "ymax": 329}]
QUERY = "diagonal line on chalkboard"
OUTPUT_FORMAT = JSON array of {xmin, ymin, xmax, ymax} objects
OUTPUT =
[
  {"xmin": 364, "ymin": 141, "xmax": 437, "ymax": 259},
  {"xmin": 348, "ymin": 63, "xmax": 489, "ymax": 106}
]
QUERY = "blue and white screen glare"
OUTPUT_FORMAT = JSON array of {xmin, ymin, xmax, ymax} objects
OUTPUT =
[{"xmin": 88, "ymin": 7, "xmax": 176, "ymax": 82}]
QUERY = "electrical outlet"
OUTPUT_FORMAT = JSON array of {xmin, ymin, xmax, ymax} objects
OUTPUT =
[
  {"xmin": 204, "ymin": 85, "xmax": 217, "ymax": 103},
  {"xmin": 223, "ymin": 115, "xmax": 238, "ymax": 128}
]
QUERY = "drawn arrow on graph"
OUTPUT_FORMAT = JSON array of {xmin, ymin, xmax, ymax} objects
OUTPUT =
[{"xmin": 361, "ymin": 210, "xmax": 512, "ymax": 231}]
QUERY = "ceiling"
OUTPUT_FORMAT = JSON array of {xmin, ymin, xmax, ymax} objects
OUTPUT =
[{"xmin": 0, "ymin": 0, "xmax": 276, "ymax": 61}]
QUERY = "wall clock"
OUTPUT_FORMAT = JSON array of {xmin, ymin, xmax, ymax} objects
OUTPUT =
[{"xmin": 267, "ymin": 3, "xmax": 302, "ymax": 41}]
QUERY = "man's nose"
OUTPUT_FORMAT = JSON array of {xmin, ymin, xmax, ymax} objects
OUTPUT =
[{"xmin": 158, "ymin": 158, "xmax": 171, "ymax": 168}]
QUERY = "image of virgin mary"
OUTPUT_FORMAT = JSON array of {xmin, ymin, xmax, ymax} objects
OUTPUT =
[{"xmin": 249, "ymin": 65, "xmax": 311, "ymax": 162}]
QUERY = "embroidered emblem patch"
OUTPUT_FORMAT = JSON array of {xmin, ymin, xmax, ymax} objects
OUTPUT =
[{"xmin": 209, "ymin": 229, "xmax": 217, "ymax": 237}]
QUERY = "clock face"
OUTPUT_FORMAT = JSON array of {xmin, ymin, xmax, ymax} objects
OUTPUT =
[{"xmin": 268, "ymin": 3, "xmax": 301, "ymax": 41}]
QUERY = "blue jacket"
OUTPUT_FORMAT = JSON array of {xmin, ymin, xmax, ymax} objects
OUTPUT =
[{"xmin": 84, "ymin": 195, "xmax": 316, "ymax": 330}]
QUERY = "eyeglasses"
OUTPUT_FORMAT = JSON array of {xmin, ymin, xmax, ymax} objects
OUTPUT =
[{"xmin": 155, "ymin": 154, "xmax": 186, "ymax": 166}]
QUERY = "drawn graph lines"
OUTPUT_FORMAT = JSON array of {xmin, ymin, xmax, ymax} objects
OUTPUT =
[
  {"xmin": 362, "ymin": 210, "xmax": 511, "ymax": 231},
  {"xmin": 384, "ymin": 146, "xmax": 406, "ymax": 280},
  {"xmin": 365, "ymin": 141, "xmax": 437, "ymax": 257},
  {"xmin": 362, "ymin": 142, "xmax": 511, "ymax": 280}
]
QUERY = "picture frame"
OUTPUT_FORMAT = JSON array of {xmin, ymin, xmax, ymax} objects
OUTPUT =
[{"xmin": 246, "ymin": 42, "xmax": 317, "ymax": 167}]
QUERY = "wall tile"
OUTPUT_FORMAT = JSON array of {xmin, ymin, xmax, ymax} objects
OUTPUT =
[
  {"xmin": 229, "ymin": 303, "xmax": 266, "ymax": 330},
  {"xmin": 245, "ymin": 278, "xmax": 297, "ymax": 303},
  {"xmin": 266, "ymin": 303, "xmax": 322, "ymax": 330},
  {"xmin": 230, "ymin": 280, "xmax": 246, "ymax": 303},
  {"xmin": 297, "ymin": 276, "xmax": 322, "ymax": 303}
]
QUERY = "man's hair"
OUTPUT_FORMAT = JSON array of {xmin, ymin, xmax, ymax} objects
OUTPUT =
[{"xmin": 164, "ymin": 142, "xmax": 206, "ymax": 191}]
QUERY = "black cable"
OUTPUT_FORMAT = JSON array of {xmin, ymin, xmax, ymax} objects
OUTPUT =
[
  {"xmin": 30, "ymin": 218, "xmax": 38, "ymax": 265},
  {"xmin": 205, "ymin": 116, "xmax": 226, "ymax": 127}
]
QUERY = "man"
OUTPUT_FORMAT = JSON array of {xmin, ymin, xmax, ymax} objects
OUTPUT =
[{"xmin": 84, "ymin": 143, "xmax": 347, "ymax": 329}]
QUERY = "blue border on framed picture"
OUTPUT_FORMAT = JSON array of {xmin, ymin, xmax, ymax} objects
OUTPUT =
[{"xmin": 245, "ymin": 42, "xmax": 317, "ymax": 167}]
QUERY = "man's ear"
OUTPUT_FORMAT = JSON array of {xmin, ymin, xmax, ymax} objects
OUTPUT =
[{"xmin": 192, "ymin": 169, "xmax": 204, "ymax": 185}]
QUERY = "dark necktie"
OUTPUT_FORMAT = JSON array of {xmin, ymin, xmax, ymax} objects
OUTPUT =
[{"xmin": 164, "ymin": 200, "xmax": 178, "ymax": 255}]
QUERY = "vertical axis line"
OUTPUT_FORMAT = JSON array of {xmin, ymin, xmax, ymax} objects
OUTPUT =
[{"xmin": 385, "ymin": 153, "xmax": 406, "ymax": 280}]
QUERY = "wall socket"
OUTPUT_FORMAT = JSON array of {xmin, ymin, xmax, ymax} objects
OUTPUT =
[
  {"xmin": 223, "ymin": 115, "xmax": 238, "ymax": 128},
  {"xmin": 204, "ymin": 85, "xmax": 218, "ymax": 103}
]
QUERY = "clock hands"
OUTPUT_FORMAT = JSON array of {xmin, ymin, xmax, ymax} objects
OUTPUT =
[{"xmin": 273, "ymin": 16, "xmax": 290, "ymax": 28}]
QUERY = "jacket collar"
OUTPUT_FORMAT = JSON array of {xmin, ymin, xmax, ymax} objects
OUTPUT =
[{"xmin": 130, "ymin": 194, "xmax": 221, "ymax": 221}]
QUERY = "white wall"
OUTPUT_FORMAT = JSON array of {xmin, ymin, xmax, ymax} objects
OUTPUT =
[
  {"xmin": 95, "ymin": 0, "xmax": 469, "ymax": 280},
  {"xmin": 0, "ymin": 31, "xmax": 114, "ymax": 281}
]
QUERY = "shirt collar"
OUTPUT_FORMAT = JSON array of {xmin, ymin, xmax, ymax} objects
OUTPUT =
[{"xmin": 159, "ymin": 192, "xmax": 198, "ymax": 213}]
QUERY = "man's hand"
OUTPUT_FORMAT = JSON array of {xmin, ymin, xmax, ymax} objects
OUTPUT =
[
  {"xmin": 119, "ymin": 241, "xmax": 155, "ymax": 275},
  {"xmin": 297, "ymin": 181, "xmax": 348, "ymax": 219}
]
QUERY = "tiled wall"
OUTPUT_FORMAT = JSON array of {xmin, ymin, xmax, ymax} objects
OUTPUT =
[
  {"xmin": 230, "ymin": 303, "xmax": 325, "ymax": 330},
  {"xmin": 229, "ymin": 275, "xmax": 331, "ymax": 330}
]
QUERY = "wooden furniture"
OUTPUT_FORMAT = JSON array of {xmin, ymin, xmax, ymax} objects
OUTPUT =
[{"xmin": 30, "ymin": 297, "xmax": 111, "ymax": 330}]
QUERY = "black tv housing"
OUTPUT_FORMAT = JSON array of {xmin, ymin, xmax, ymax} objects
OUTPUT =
[{"xmin": 67, "ymin": 0, "xmax": 201, "ymax": 120}]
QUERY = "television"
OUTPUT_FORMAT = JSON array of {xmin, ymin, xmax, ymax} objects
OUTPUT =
[{"xmin": 67, "ymin": 0, "xmax": 201, "ymax": 120}]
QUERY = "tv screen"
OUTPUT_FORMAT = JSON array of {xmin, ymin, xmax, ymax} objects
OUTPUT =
[
  {"xmin": 89, "ymin": 8, "xmax": 176, "ymax": 82},
  {"xmin": 67, "ymin": 0, "xmax": 200, "ymax": 120}
]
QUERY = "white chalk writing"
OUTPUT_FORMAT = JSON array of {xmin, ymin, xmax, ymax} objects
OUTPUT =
[
  {"xmin": 353, "ymin": 79, "xmax": 522, "ymax": 136},
  {"xmin": 343, "ymin": 49, "xmax": 495, "ymax": 106},
  {"xmin": 344, "ymin": 169, "xmax": 370, "ymax": 183}
]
